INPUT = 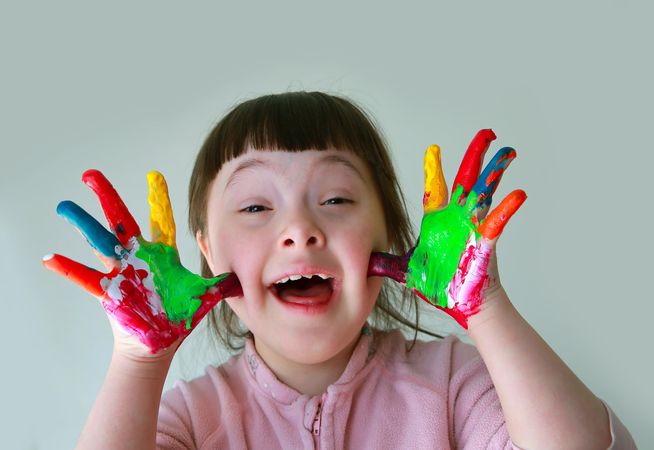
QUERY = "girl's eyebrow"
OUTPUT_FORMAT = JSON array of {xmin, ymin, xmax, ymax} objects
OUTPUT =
[
  {"xmin": 224, "ymin": 153, "xmax": 366, "ymax": 191},
  {"xmin": 225, "ymin": 158, "xmax": 266, "ymax": 191},
  {"xmin": 319, "ymin": 154, "xmax": 366, "ymax": 183}
]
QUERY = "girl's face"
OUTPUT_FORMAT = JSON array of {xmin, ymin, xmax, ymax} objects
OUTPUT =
[{"xmin": 198, "ymin": 148, "xmax": 388, "ymax": 368}]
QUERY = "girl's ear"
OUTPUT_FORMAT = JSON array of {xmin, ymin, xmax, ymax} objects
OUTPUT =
[{"xmin": 196, "ymin": 231, "xmax": 216, "ymax": 274}]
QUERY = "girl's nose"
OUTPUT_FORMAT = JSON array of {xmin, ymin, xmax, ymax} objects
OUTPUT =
[{"xmin": 279, "ymin": 212, "xmax": 326, "ymax": 250}]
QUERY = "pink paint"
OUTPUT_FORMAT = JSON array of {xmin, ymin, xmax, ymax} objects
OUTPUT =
[
  {"xmin": 403, "ymin": 236, "xmax": 493, "ymax": 329},
  {"xmin": 447, "ymin": 237, "xmax": 492, "ymax": 318}
]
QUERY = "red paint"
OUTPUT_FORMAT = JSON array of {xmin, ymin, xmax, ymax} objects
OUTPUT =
[
  {"xmin": 452, "ymin": 129, "xmax": 496, "ymax": 196},
  {"xmin": 82, "ymin": 170, "xmax": 141, "ymax": 245},
  {"xmin": 195, "ymin": 273, "xmax": 242, "ymax": 327},
  {"xmin": 485, "ymin": 168, "xmax": 502, "ymax": 186},
  {"xmin": 412, "ymin": 288, "xmax": 469, "ymax": 329},
  {"xmin": 103, "ymin": 264, "xmax": 179, "ymax": 350},
  {"xmin": 367, "ymin": 252, "xmax": 408, "ymax": 283}
]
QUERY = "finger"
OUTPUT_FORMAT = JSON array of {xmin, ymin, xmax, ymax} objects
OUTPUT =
[
  {"xmin": 193, "ymin": 273, "xmax": 242, "ymax": 328},
  {"xmin": 42, "ymin": 253, "xmax": 106, "ymax": 297},
  {"xmin": 56, "ymin": 200, "xmax": 124, "ymax": 259},
  {"xmin": 452, "ymin": 129, "xmax": 496, "ymax": 198},
  {"xmin": 471, "ymin": 146, "xmax": 517, "ymax": 220},
  {"xmin": 93, "ymin": 249, "xmax": 121, "ymax": 271},
  {"xmin": 422, "ymin": 145, "xmax": 449, "ymax": 213},
  {"xmin": 82, "ymin": 170, "xmax": 141, "ymax": 246},
  {"xmin": 147, "ymin": 171, "xmax": 176, "ymax": 248},
  {"xmin": 478, "ymin": 189, "xmax": 527, "ymax": 240}
]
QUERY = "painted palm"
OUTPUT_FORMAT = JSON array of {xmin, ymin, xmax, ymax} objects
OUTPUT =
[
  {"xmin": 369, "ymin": 129, "xmax": 527, "ymax": 328},
  {"xmin": 43, "ymin": 170, "xmax": 241, "ymax": 353}
]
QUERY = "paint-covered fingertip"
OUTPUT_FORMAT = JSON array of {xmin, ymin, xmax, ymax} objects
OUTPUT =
[
  {"xmin": 82, "ymin": 169, "xmax": 113, "ymax": 194},
  {"xmin": 42, "ymin": 253, "xmax": 62, "ymax": 272},
  {"xmin": 505, "ymin": 189, "xmax": 527, "ymax": 209},
  {"xmin": 147, "ymin": 171, "xmax": 169, "ymax": 195},
  {"xmin": 497, "ymin": 145, "xmax": 516, "ymax": 156},
  {"xmin": 147, "ymin": 170, "xmax": 165, "ymax": 181},
  {"xmin": 425, "ymin": 144, "xmax": 441, "ymax": 156},
  {"xmin": 477, "ymin": 128, "xmax": 497, "ymax": 141},
  {"xmin": 513, "ymin": 189, "xmax": 527, "ymax": 203},
  {"xmin": 56, "ymin": 200, "xmax": 79, "ymax": 218},
  {"xmin": 478, "ymin": 189, "xmax": 527, "ymax": 240},
  {"xmin": 82, "ymin": 169, "xmax": 103, "ymax": 184},
  {"xmin": 42, "ymin": 253, "xmax": 66, "ymax": 274},
  {"xmin": 42, "ymin": 253, "xmax": 60, "ymax": 268}
]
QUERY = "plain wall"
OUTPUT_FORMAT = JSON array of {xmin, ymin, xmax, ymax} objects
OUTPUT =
[{"xmin": 1, "ymin": 1, "xmax": 652, "ymax": 447}]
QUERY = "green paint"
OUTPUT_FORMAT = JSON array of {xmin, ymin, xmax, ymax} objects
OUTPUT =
[
  {"xmin": 136, "ymin": 240, "xmax": 226, "ymax": 329},
  {"xmin": 406, "ymin": 186, "xmax": 479, "ymax": 307}
]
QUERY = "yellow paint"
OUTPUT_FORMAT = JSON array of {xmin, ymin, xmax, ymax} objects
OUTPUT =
[
  {"xmin": 423, "ymin": 144, "xmax": 448, "ymax": 212},
  {"xmin": 147, "ymin": 171, "xmax": 176, "ymax": 248}
]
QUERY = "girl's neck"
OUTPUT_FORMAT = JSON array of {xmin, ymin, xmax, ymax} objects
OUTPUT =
[{"xmin": 253, "ymin": 334, "xmax": 361, "ymax": 396}]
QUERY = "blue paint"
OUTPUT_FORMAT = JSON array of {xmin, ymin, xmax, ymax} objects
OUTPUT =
[
  {"xmin": 471, "ymin": 146, "xmax": 516, "ymax": 211},
  {"xmin": 57, "ymin": 200, "xmax": 122, "ymax": 258}
]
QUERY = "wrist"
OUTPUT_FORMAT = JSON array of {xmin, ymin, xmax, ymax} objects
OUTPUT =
[
  {"xmin": 110, "ymin": 347, "xmax": 174, "ymax": 381},
  {"xmin": 465, "ymin": 285, "xmax": 514, "ymax": 334}
]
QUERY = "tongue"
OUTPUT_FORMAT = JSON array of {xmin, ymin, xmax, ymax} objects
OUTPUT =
[{"xmin": 277, "ymin": 279, "xmax": 333, "ymax": 305}]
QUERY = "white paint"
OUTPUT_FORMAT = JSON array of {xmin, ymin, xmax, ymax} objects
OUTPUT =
[{"xmin": 98, "ymin": 237, "xmax": 164, "ymax": 316}]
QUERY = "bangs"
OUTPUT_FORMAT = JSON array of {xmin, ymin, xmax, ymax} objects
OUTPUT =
[{"xmin": 214, "ymin": 91, "xmax": 385, "ymax": 162}]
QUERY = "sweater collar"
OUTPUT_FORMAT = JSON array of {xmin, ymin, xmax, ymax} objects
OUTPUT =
[{"xmin": 241, "ymin": 324, "xmax": 378, "ymax": 405}]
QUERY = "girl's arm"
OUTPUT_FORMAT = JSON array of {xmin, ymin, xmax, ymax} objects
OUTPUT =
[
  {"xmin": 77, "ymin": 344, "xmax": 174, "ymax": 450},
  {"xmin": 43, "ymin": 170, "xmax": 241, "ymax": 448},
  {"xmin": 467, "ymin": 286, "xmax": 611, "ymax": 449},
  {"xmin": 370, "ymin": 130, "xmax": 626, "ymax": 448}
]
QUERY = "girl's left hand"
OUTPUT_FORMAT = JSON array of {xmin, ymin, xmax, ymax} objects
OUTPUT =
[{"xmin": 369, "ymin": 129, "xmax": 526, "ymax": 328}]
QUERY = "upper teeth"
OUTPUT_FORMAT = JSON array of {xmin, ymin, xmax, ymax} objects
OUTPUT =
[{"xmin": 274, "ymin": 274, "xmax": 331, "ymax": 284}]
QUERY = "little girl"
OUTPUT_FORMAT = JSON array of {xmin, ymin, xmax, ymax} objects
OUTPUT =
[{"xmin": 45, "ymin": 92, "xmax": 635, "ymax": 449}]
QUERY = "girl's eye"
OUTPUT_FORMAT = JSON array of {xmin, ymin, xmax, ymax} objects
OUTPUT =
[
  {"xmin": 240, "ymin": 205, "xmax": 268, "ymax": 213},
  {"xmin": 322, "ymin": 197, "xmax": 352, "ymax": 206}
]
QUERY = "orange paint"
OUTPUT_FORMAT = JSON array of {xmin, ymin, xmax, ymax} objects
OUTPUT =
[{"xmin": 478, "ymin": 189, "xmax": 527, "ymax": 240}]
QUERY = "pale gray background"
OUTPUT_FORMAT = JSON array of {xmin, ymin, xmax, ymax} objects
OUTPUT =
[{"xmin": 1, "ymin": 1, "xmax": 652, "ymax": 448}]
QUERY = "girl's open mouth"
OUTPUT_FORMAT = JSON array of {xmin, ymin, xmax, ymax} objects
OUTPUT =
[{"xmin": 270, "ymin": 275, "xmax": 335, "ymax": 313}]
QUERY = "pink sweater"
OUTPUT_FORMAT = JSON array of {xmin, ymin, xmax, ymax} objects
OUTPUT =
[{"xmin": 157, "ymin": 329, "xmax": 635, "ymax": 449}]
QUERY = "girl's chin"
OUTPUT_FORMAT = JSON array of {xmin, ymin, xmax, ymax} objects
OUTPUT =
[{"xmin": 262, "ymin": 330, "xmax": 361, "ymax": 365}]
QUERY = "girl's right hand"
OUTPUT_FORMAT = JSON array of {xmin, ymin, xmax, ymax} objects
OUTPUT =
[{"xmin": 43, "ymin": 170, "xmax": 242, "ymax": 358}]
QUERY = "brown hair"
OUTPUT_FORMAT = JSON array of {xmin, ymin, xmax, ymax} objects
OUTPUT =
[{"xmin": 188, "ymin": 91, "xmax": 441, "ymax": 352}]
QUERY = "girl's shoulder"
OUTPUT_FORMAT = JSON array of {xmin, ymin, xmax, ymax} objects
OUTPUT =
[
  {"xmin": 372, "ymin": 328, "xmax": 486, "ymax": 386},
  {"xmin": 158, "ymin": 352, "xmax": 250, "ymax": 446},
  {"xmin": 167, "ymin": 350, "xmax": 248, "ymax": 402}
]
